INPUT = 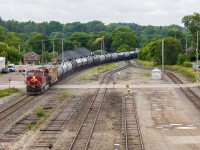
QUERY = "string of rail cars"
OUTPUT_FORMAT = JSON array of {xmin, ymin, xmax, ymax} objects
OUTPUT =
[{"xmin": 26, "ymin": 51, "xmax": 138, "ymax": 94}]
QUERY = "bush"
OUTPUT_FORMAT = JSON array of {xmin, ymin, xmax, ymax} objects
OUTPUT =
[
  {"xmin": 183, "ymin": 61, "xmax": 193, "ymax": 68},
  {"xmin": 35, "ymin": 108, "xmax": 46, "ymax": 117},
  {"xmin": 177, "ymin": 53, "xmax": 189, "ymax": 65}
]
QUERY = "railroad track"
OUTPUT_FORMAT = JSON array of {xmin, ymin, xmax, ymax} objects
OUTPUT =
[
  {"xmin": 122, "ymin": 94, "xmax": 145, "ymax": 150},
  {"xmin": 65, "ymin": 64, "xmax": 131, "ymax": 150},
  {"xmin": 30, "ymin": 96, "xmax": 84, "ymax": 149},
  {"xmin": 165, "ymin": 71, "xmax": 200, "ymax": 110},
  {"xmin": 0, "ymin": 95, "xmax": 39, "ymax": 144},
  {"xmin": 0, "ymin": 95, "xmax": 36, "ymax": 121}
]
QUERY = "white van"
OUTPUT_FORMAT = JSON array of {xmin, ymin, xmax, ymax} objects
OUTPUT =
[{"xmin": 8, "ymin": 64, "xmax": 15, "ymax": 72}]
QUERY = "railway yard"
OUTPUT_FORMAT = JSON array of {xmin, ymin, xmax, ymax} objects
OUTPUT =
[{"xmin": 1, "ymin": 60, "xmax": 200, "ymax": 150}]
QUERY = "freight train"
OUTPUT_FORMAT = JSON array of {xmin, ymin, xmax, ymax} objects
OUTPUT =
[{"xmin": 26, "ymin": 51, "xmax": 137, "ymax": 94}]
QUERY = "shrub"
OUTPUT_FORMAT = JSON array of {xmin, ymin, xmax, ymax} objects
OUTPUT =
[
  {"xmin": 36, "ymin": 108, "xmax": 46, "ymax": 117},
  {"xmin": 177, "ymin": 53, "xmax": 189, "ymax": 65},
  {"xmin": 183, "ymin": 61, "xmax": 193, "ymax": 68}
]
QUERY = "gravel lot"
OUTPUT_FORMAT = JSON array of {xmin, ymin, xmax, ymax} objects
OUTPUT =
[{"xmin": 1, "ymin": 61, "xmax": 200, "ymax": 149}]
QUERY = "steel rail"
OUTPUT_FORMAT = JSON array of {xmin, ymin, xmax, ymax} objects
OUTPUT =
[
  {"xmin": 68, "ymin": 63, "xmax": 131, "ymax": 150},
  {"xmin": 0, "ymin": 95, "xmax": 36, "ymax": 121},
  {"xmin": 165, "ymin": 71, "xmax": 200, "ymax": 110}
]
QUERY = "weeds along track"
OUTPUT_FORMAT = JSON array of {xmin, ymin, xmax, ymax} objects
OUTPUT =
[
  {"xmin": 65, "ymin": 64, "xmax": 131, "ymax": 150},
  {"xmin": 0, "ymin": 96, "xmax": 58, "ymax": 146},
  {"xmin": 30, "ymin": 96, "xmax": 85, "ymax": 149},
  {"xmin": 122, "ymin": 94, "xmax": 145, "ymax": 150},
  {"xmin": 165, "ymin": 71, "xmax": 200, "ymax": 110},
  {"xmin": 0, "ymin": 95, "xmax": 38, "ymax": 145}
]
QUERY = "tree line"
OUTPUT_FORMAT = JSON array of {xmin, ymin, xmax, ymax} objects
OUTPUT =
[{"xmin": 0, "ymin": 13, "xmax": 199, "ymax": 65}]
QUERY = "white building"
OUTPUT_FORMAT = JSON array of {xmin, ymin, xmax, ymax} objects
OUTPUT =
[
  {"xmin": 152, "ymin": 68, "xmax": 162, "ymax": 80},
  {"xmin": 0, "ymin": 57, "xmax": 5, "ymax": 69}
]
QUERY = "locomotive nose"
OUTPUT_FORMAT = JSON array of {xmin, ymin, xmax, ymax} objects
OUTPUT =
[{"xmin": 31, "ymin": 76, "xmax": 37, "ymax": 81}]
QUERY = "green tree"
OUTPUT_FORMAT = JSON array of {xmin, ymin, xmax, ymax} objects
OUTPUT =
[
  {"xmin": 86, "ymin": 21, "xmax": 106, "ymax": 32},
  {"xmin": 27, "ymin": 33, "xmax": 51, "ymax": 54},
  {"xmin": 0, "ymin": 42, "xmax": 21, "ymax": 64},
  {"xmin": 6, "ymin": 32, "xmax": 21, "ymax": 49},
  {"xmin": 139, "ymin": 37, "xmax": 181, "ymax": 65},
  {"xmin": 70, "ymin": 32, "xmax": 90, "ymax": 47},
  {"xmin": 177, "ymin": 53, "xmax": 189, "ymax": 65},
  {"xmin": 182, "ymin": 13, "xmax": 200, "ymax": 34},
  {"xmin": 182, "ymin": 13, "xmax": 200, "ymax": 50},
  {"xmin": 63, "ymin": 22, "xmax": 87, "ymax": 33},
  {"xmin": 111, "ymin": 28, "xmax": 136, "ymax": 52},
  {"xmin": 0, "ymin": 26, "xmax": 7, "ymax": 42}
]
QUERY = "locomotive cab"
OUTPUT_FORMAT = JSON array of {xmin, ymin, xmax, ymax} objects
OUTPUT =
[{"xmin": 26, "ymin": 68, "xmax": 51, "ymax": 94}]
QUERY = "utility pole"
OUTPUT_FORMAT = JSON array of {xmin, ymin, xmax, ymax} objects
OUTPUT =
[
  {"xmin": 196, "ymin": 31, "xmax": 199, "ymax": 82},
  {"xmin": 52, "ymin": 40, "xmax": 55, "ymax": 61},
  {"xmin": 44, "ymin": 43, "xmax": 47, "ymax": 63},
  {"xmin": 18, "ymin": 44, "xmax": 21, "ymax": 65},
  {"xmin": 42, "ymin": 39, "xmax": 44, "ymax": 66},
  {"xmin": 102, "ymin": 36, "xmax": 105, "ymax": 53},
  {"xmin": 62, "ymin": 39, "xmax": 64, "ymax": 63},
  {"xmin": 162, "ymin": 39, "xmax": 164, "ymax": 78},
  {"xmin": 186, "ymin": 35, "xmax": 188, "ymax": 52},
  {"xmin": 101, "ymin": 39, "xmax": 103, "ymax": 55}
]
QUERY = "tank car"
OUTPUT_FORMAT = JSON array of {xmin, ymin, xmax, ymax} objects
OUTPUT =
[
  {"xmin": 80, "ymin": 58, "xmax": 88, "ymax": 67},
  {"xmin": 92, "ymin": 55, "xmax": 100, "ymax": 65},
  {"xmin": 76, "ymin": 58, "xmax": 83, "ymax": 68},
  {"xmin": 70, "ymin": 59, "xmax": 78, "ymax": 70},
  {"xmin": 104, "ymin": 54, "xmax": 112, "ymax": 62},
  {"xmin": 124, "ymin": 52, "xmax": 130, "ymax": 58},
  {"xmin": 86, "ymin": 56, "xmax": 94, "ymax": 66},
  {"xmin": 111, "ymin": 53, "xmax": 118, "ymax": 61},
  {"xmin": 118, "ymin": 52, "xmax": 125, "ymax": 60},
  {"xmin": 99, "ymin": 55, "xmax": 106, "ymax": 63}
]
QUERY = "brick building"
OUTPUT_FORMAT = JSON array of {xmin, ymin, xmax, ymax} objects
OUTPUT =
[{"xmin": 24, "ymin": 52, "xmax": 40, "ymax": 65}]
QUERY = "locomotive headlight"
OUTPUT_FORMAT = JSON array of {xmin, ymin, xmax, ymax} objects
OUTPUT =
[{"xmin": 32, "ymin": 76, "xmax": 36, "ymax": 80}]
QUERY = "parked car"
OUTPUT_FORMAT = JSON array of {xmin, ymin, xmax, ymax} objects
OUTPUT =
[
  {"xmin": 1, "ymin": 68, "xmax": 9, "ymax": 73},
  {"xmin": 8, "ymin": 64, "xmax": 15, "ymax": 72},
  {"xmin": 192, "ymin": 63, "xmax": 200, "ymax": 71}
]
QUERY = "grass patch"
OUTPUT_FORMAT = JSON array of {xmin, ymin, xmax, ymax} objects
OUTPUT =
[
  {"xmin": 136, "ymin": 60, "xmax": 155, "ymax": 69},
  {"xmin": 141, "ymin": 72, "xmax": 151, "ymax": 77},
  {"xmin": 27, "ymin": 121, "xmax": 37, "ymax": 130},
  {"xmin": 58, "ymin": 90, "xmax": 71, "ymax": 101},
  {"xmin": 91, "ymin": 64, "xmax": 118, "ymax": 76},
  {"xmin": 27, "ymin": 107, "xmax": 52, "ymax": 130},
  {"xmin": 0, "ymin": 88, "xmax": 21, "ymax": 98},
  {"xmin": 136, "ymin": 60, "xmax": 197, "ymax": 82},
  {"xmin": 77, "ymin": 64, "xmax": 118, "ymax": 81},
  {"xmin": 165, "ymin": 65, "xmax": 196, "ymax": 82},
  {"xmin": 36, "ymin": 108, "xmax": 46, "ymax": 117}
]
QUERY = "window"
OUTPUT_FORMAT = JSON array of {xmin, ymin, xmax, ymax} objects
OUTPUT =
[
  {"xmin": 35, "ymin": 71, "xmax": 43, "ymax": 76},
  {"xmin": 27, "ymin": 71, "xmax": 34, "ymax": 76}
]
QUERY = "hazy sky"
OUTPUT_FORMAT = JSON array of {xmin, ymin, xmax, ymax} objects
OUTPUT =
[{"xmin": 0, "ymin": 0, "xmax": 199, "ymax": 26}]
